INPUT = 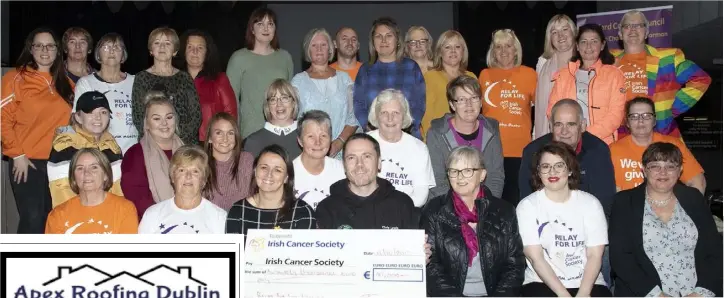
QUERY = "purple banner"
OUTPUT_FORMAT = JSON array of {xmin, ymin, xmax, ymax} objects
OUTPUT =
[{"xmin": 576, "ymin": 5, "xmax": 673, "ymax": 50}]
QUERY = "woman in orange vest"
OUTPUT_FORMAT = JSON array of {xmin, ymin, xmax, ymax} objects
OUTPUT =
[
  {"xmin": 1, "ymin": 28, "xmax": 75, "ymax": 233},
  {"xmin": 547, "ymin": 24, "xmax": 625, "ymax": 145}
]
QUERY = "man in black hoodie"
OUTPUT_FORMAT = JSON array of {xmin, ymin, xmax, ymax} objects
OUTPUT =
[{"xmin": 316, "ymin": 133, "xmax": 420, "ymax": 229}]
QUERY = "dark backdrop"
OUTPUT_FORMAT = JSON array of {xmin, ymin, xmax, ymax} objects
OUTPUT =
[{"xmin": 4, "ymin": 1, "xmax": 722, "ymax": 197}]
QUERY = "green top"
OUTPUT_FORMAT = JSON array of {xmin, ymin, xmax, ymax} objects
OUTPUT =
[{"xmin": 225, "ymin": 48, "xmax": 294, "ymax": 138}]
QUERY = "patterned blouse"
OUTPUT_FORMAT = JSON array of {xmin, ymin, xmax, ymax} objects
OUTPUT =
[{"xmin": 642, "ymin": 200, "xmax": 715, "ymax": 297}]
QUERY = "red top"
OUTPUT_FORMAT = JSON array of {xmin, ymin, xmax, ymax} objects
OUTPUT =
[
  {"xmin": 194, "ymin": 73, "xmax": 238, "ymax": 141},
  {"xmin": 120, "ymin": 143, "xmax": 173, "ymax": 219}
]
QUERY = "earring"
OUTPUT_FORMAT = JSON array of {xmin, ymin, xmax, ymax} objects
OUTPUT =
[{"xmin": 568, "ymin": 173, "xmax": 572, "ymax": 177}]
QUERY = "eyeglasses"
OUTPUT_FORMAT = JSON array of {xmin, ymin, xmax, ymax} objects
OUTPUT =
[
  {"xmin": 32, "ymin": 43, "xmax": 57, "ymax": 52},
  {"xmin": 407, "ymin": 39, "xmax": 428, "ymax": 47},
  {"xmin": 622, "ymin": 23, "xmax": 646, "ymax": 30},
  {"xmin": 538, "ymin": 162, "xmax": 567, "ymax": 174},
  {"xmin": 627, "ymin": 113, "xmax": 655, "ymax": 121},
  {"xmin": 268, "ymin": 96, "xmax": 292, "ymax": 105},
  {"xmin": 645, "ymin": 163, "xmax": 680, "ymax": 173},
  {"xmin": 101, "ymin": 45, "xmax": 122, "ymax": 52},
  {"xmin": 447, "ymin": 168, "xmax": 482, "ymax": 179},
  {"xmin": 452, "ymin": 96, "xmax": 480, "ymax": 105}
]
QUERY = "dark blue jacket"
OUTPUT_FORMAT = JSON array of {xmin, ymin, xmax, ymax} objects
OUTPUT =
[{"xmin": 518, "ymin": 132, "xmax": 616, "ymax": 217}]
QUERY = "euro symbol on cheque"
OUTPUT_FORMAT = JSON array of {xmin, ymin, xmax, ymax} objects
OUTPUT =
[{"xmin": 364, "ymin": 271, "xmax": 371, "ymax": 279}]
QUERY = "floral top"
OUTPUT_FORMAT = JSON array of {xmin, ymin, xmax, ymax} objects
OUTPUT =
[{"xmin": 642, "ymin": 200, "xmax": 715, "ymax": 297}]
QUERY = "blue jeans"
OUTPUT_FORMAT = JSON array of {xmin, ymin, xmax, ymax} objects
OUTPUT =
[{"xmin": 601, "ymin": 246, "xmax": 614, "ymax": 293}]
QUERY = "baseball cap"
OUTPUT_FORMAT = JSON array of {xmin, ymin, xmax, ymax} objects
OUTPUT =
[{"xmin": 76, "ymin": 91, "xmax": 113, "ymax": 115}]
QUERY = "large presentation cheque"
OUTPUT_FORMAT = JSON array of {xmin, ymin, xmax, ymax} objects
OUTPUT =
[{"xmin": 244, "ymin": 229, "xmax": 426, "ymax": 298}]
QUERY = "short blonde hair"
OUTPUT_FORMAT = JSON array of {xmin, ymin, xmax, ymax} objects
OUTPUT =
[
  {"xmin": 446, "ymin": 146, "xmax": 486, "ymax": 170},
  {"xmin": 486, "ymin": 29, "xmax": 522, "ymax": 68},
  {"xmin": 367, "ymin": 89, "xmax": 413, "ymax": 129},
  {"xmin": 69, "ymin": 148, "xmax": 114, "ymax": 194},
  {"xmin": 302, "ymin": 28, "xmax": 335, "ymax": 63},
  {"xmin": 403, "ymin": 26, "xmax": 433, "ymax": 61},
  {"xmin": 432, "ymin": 30, "xmax": 468, "ymax": 72},
  {"xmin": 263, "ymin": 79, "xmax": 299, "ymax": 121},
  {"xmin": 170, "ymin": 145, "xmax": 210, "ymax": 190},
  {"xmin": 542, "ymin": 15, "xmax": 577, "ymax": 59},
  {"xmin": 147, "ymin": 27, "xmax": 180, "ymax": 52},
  {"xmin": 619, "ymin": 10, "xmax": 650, "ymax": 36}
]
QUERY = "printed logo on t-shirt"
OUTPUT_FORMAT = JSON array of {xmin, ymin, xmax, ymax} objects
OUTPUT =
[
  {"xmin": 619, "ymin": 63, "xmax": 648, "ymax": 95},
  {"xmin": 482, "ymin": 79, "xmax": 524, "ymax": 115},
  {"xmin": 619, "ymin": 158, "xmax": 644, "ymax": 187},
  {"xmin": 295, "ymin": 188, "xmax": 329, "ymax": 209},
  {"xmin": 337, "ymin": 224, "xmax": 353, "ymax": 230},
  {"xmin": 537, "ymin": 217, "xmax": 585, "ymax": 282},
  {"xmin": 157, "ymin": 221, "xmax": 200, "ymax": 234},
  {"xmin": 63, "ymin": 218, "xmax": 113, "ymax": 234},
  {"xmin": 380, "ymin": 158, "xmax": 413, "ymax": 193}
]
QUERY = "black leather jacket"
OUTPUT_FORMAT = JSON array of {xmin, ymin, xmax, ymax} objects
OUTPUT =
[{"xmin": 421, "ymin": 186, "xmax": 525, "ymax": 297}]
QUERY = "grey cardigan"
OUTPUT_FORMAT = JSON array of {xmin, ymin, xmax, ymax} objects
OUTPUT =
[{"xmin": 425, "ymin": 113, "xmax": 505, "ymax": 199}]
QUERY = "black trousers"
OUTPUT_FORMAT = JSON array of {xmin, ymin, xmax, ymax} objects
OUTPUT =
[
  {"xmin": 502, "ymin": 157, "xmax": 522, "ymax": 206},
  {"xmin": 521, "ymin": 282, "xmax": 612, "ymax": 297},
  {"xmin": 8, "ymin": 158, "xmax": 51, "ymax": 234}
]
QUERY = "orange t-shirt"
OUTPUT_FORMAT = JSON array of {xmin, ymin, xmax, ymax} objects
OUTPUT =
[
  {"xmin": 331, "ymin": 61, "xmax": 362, "ymax": 81},
  {"xmin": 45, "ymin": 193, "xmax": 139, "ymax": 234},
  {"xmin": 479, "ymin": 66, "xmax": 537, "ymax": 157},
  {"xmin": 609, "ymin": 133, "xmax": 704, "ymax": 191},
  {"xmin": 618, "ymin": 52, "xmax": 648, "ymax": 101}
]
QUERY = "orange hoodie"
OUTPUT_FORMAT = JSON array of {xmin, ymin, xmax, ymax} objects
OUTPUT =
[
  {"xmin": 546, "ymin": 60, "xmax": 626, "ymax": 144},
  {"xmin": 1, "ymin": 69, "xmax": 72, "ymax": 159}
]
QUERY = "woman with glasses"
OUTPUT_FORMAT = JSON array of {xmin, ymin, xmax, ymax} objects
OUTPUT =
[
  {"xmin": 479, "ymin": 29, "xmax": 537, "ymax": 207},
  {"xmin": 609, "ymin": 97, "xmax": 705, "ymax": 194},
  {"xmin": 609, "ymin": 143, "xmax": 722, "ymax": 297},
  {"xmin": 1, "ymin": 28, "xmax": 75, "ymax": 233},
  {"xmin": 423, "ymin": 146, "xmax": 525, "ymax": 296},
  {"xmin": 421, "ymin": 30, "xmax": 475, "ymax": 140},
  {"xmin": 292, "ymin": 28, "xmax": 359, "ymax": 160},
  {"xmin": 132, "ymin": 27, "xmax": 201, "ymax": 145},
  {"xmin": 243, "ymin": 79, "xmax": 302, "ymax": 159},
  {"xmin": 226, "ymin": 7, "xmax": 294, "ymax": 138},
  {"xmin": 404, "ymin": 26, "xmax": 434, "ymax": 75},
  {"xmin": 353, "ymin": 17, "xmax": 425, "ymax": 139},
  {"xmin": 226, "ymin": 144, "xmax": 316, "ymax": 235},
  {"xmin": 517, "ymin": 141, "xmax": 611, "ymax": 297},
  {"xmin": 426, "ymin": 75, "xmax": 505, "ymax": 200},
  {"xmin": 547, "ymin": 23, "xmax": 625, "ymax": 145},
  {"xmin": 74, "ymin": 33, "xmax": 137, "ymax": 154}
]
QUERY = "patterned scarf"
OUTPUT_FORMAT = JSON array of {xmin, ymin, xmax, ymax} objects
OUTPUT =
[{"xmin": 452, "ymin": 188, "xmax": 484, "ymax": 266}]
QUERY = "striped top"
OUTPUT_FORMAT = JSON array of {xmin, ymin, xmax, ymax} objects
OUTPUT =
[{"xmin": 225, "ymin": 198, "xmax": 316, "ymax": 235}]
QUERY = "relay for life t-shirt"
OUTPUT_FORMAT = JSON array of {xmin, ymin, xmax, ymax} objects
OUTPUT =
[
  {"xmin": 479, "ymin": 66, "xmax": 536, "ymax": 157},
  {"xmin": 618, "ymin": 52, "xmax": 649, "ymax": 100},
  {"xmin": 516, "ymin": 189, "xmax": 608, "ymax": 288},
  {"xmin": 368, "ymin": 130, "xmax": 436, "ymax": 207},
  {"xmin": 609, "ymin": 133, "xmax": 704, "ymax": 191},
  {"xmin": 293, "ymin": 156, "xmax": 346, "ymax": 209},
  {"xmin": 138, "ymin": 198, "xmax": 227, "ymax": 234}
]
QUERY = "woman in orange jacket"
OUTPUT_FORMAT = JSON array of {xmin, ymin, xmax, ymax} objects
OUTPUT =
[
  {"xmin": 547, "ymin": 24, "xmax": 625, "ymax": 145},
  {"xmin": 1, "ymin": 28, "xmax": 74, "ymax": 233}
]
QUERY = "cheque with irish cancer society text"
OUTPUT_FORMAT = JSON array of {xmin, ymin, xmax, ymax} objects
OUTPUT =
[{"xmin": 244, "ymin": 229, "xmax": 427, "ymax": 298}]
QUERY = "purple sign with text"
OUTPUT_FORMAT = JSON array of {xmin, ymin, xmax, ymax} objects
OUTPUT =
[{"xmin": 576, "ymin": 5, "xmax": 673, "ymax": 50}]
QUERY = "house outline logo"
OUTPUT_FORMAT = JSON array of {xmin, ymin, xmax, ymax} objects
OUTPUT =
[{"xmin": 42, "ymin": 264, "xmax": 209, "ymax": 287}]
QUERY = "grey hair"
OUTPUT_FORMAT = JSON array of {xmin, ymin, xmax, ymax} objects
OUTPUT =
[
  {"xmin": 367, "ymin": 89, "xmax": 413, "ymax": 129},
  {"xmin": 302, "ymin": 28, "xmax": 335, "ymax": 63},
  {"xmin": 550, "ymin": 98, "xmax": 585, "ymax": 124},
  {"xmin": 619, "ymin": 10, "xmax": 650, "ymax": 36},
  {"xmin": 298, "ymin": 109, "xmax": 332, "ymax": 137},
  {"xmin": 446, "ymin": 146, "xmax": 485, "ymax": 170}
]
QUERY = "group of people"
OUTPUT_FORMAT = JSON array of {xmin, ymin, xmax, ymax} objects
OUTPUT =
[{"xmin": 2, "ymin": 6, "xmax": 721, "ymax": 297}]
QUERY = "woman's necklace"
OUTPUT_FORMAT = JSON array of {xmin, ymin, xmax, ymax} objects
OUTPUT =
[{"xmin": 646, "ymin": 189, "xmax": 673, "ymax": 207}]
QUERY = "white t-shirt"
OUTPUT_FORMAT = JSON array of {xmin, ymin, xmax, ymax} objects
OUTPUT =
[
  {"xmin": 516, "ymin": 189, "xmax": 608, "ymax": 288},
  {"xmin": 368, "ymin": 130, "xmax": 436, "ymax": 207},
  {"xmin": 293, "ymin": 156, "xmax": 346, "ymax": 209},
  {"xmin": 138, "ymin": 198, "xmax": 227, "ymax": 234},
  {"xmin": 73, "ymin": 73, "xmax": 138, "ymax": 154}
]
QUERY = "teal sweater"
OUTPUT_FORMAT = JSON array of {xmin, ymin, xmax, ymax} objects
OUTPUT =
[{"xmin": 225, "ymin": 48, "xmax": 294, "ymax": 138}]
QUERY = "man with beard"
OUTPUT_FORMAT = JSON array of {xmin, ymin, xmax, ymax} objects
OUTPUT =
[
  {"xmin": 611, "ymin": 10, "xmax": 711, "ymax": 139},
  {"xmin": 316, "ymin": 133, "xmax": 419, "ymax": 229},
  {"xmin": 330, "ymin": 27, "xmax": 362, "ymax": 81}
]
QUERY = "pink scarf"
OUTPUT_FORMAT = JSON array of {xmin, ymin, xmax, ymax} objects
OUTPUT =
[
  {"xmin": 140, "ymin": 134, "xmax": 184, "ymax": 203},
  {"xmin": 452, "ymin": 188, "xmax": 484, "ymax": 266}
]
